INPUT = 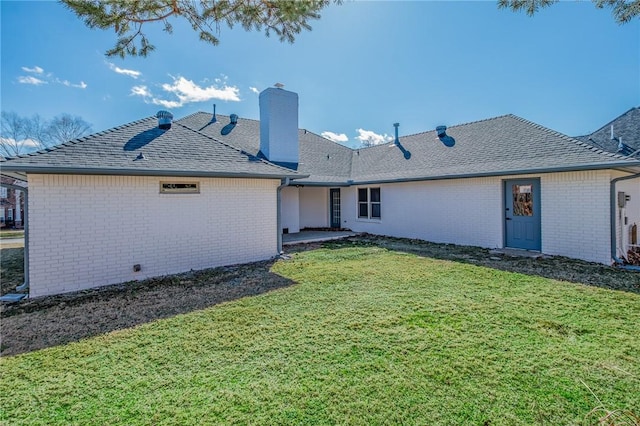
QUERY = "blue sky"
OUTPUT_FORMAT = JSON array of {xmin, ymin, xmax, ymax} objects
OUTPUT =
[{"xmin": 1, "ymin": 1, "xmax": 638, "ymax": 148}]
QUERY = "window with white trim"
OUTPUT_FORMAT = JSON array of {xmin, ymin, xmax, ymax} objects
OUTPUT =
[
  {"xmin": 358, "ymin": 187, "xmax": 381, "ymax": 219},
  {"xmin": 0, "ymin": 187, "xmax": 7, "ymax": 198}
]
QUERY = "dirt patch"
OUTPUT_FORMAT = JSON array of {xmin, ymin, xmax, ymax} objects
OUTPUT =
[
  {"xmin": 0, "ymin": 260, "xmax": 294, "ymax": 356},
  {"xmin": 1, "ymin": 235, "xmax": 638, "ymax": 357}
]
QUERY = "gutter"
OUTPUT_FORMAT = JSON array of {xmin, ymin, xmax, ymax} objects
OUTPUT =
[
  {"xmin": 0, "ymin": 165, "xmax": 307, "ymax": 180},
  {"xmin": 610, "ymin": 172, "xmax": 640, "ymax": 271},
  {"xmin": 276, "ymin": 177, "xmax": 290, "ymax": 254},
  {"xmin": 350, "ymin": 162, "xmax": 640, "ymax": 186}
]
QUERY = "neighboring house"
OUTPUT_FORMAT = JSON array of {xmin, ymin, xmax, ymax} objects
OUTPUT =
[
  {"xmin": 576, "ymin": 107, "xmax": 640, "ymax": 156},
  {"xmin": 1, "ymin": 87, "xmax": 639, "ymax": 298},
  {"xmin": 0, "ymin": 175, "xmax": 26, "ymax": 228}
]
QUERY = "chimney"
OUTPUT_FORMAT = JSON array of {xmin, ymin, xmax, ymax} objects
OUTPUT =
[
  {"xmin": 259, "ymin": 85, "xmax": 299, "ymax": 168},
  {"xmin": 156, "ymin": 110, "xmax": 173, "ymax": 130}
]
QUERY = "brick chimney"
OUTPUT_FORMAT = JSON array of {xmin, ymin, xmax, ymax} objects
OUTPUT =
[{"xmin": 259, "ymin": 85, "xmax": 299, "ymax": 168}]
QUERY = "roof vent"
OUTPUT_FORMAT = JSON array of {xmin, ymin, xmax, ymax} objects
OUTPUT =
[
  {"xmin": 393, "ymin": 123, "xmax": 400, "ymax": 145},
  {"xmin": 230, "ymin": 113, "xmax": 238, "ymax": 124},
  {"xmin": 436, "ymin": 125, "xmax": 455, "ymax": 147},
  {"xmin": 156, "ymin": 110, "xmax": 173, "ymax": 130}
]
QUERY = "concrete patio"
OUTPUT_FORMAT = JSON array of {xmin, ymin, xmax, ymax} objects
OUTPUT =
[{"xmin": 282, "ymin": 230, "xmax": 359, "ymax": 246}]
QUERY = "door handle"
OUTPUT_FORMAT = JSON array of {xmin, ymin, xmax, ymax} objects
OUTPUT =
[{"xmin": 505, "ymin": 218, "xmax": 512, "ymax": 221}]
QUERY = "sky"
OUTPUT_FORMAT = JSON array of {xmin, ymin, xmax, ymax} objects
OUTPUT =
[{"xmin": 1, "ymin": 0, "xmax": 638, "ymax": 149}]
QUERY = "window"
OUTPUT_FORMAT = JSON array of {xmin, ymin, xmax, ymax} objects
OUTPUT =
[
  {"xmin": 512, "ymin": 184, "xmax": 533, "ymax": 216},
  {"xmin": 358, "ymin": 187, "xmax": 381, "ymax": 219},
  {"xmin": 0, "ymin": 187, "xmax": 7, "ymax": 198},
  {"xmin": 160, "ymin": 182, "xmax": 200, "ymax": 194}
]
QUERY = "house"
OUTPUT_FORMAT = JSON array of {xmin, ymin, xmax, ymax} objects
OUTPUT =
[
  {"xmin": 1, "ymin": 87, "xmax": 639, "ymax": 298},
  {"xmin": 0, "ymin": 176, "xmax": 26, "ymax": 228}
]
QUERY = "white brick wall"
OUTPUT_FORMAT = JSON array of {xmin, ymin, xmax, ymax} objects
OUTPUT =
[
  {"xmin": 342, "ymin": 179, "xmax": 503, "ymax": 248},
  {"xmin": 281, "ymin": 186, "xmax": 300, "ymax": 233},
  {"xmin": 299, "ymin": 187, "xmax": 329, "ymax": 228},
  {"xmin": 338, "ymin": 171, "xmax": 615, "ymax": 264},
  {"xmin": 539, "ymin": 170, "xmax": 612, "ymax": 263},
  {"xmin": 27, "ymin": 174, "xmax": 279, "ymax": 298}
]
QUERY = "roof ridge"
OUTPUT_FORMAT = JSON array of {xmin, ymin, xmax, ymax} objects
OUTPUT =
[
  {"xmin": 507, "ymin": 114, "xmax": 636, "ymax": 162},
  {"xmin": 172, "ymin": 122, "xmax": 298, "ymax": 174}
]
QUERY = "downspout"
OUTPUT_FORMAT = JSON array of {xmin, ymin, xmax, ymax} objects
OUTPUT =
[
  {"xmin": 1, "ymin": 183, "xmax": 29, "ymax": 292},
  {"xmin": 277, "ymin": 177, "xmax": 290, "ymax": 254},
  {"xmin": 611, "ymin": 172, "xmax": 640, "ymax": 271}
]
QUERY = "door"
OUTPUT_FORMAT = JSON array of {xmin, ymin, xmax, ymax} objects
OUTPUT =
[
  {"xmin": 504, "ymin": 179, "xmax": 541, "ymax": 251},
  {"xmin": 330, "ymin": 188, "xmax": 341, "ymax": 228}
]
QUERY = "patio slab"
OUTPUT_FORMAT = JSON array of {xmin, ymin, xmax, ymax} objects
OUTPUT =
[{"xmin": 283, "ymin": 230, "xmax": 359, "ymax": 245}]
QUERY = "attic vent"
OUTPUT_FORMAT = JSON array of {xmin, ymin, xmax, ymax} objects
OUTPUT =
[
  {"xmin": 435, "ymin": 125, "xmax": 455, "ymax": 147},
  {"xmin": 156, "ymin": 110, "xmax": 173, "ymax": 130},
  {"xmin": 230, "ymin": 114, "xmax": 238, "ymax": 124}
]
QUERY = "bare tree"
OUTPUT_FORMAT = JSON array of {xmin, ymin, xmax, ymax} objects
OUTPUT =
[
  {"xmin": 0, "ymin": 112, "xmax": 32, "ymax": 158},
  {"xmin": 23, "ymin": 114, "xmax": 50, "ymax": 148},
  {"xmin": 46, "ymin": 114, "xmax": 92, "ymax": 145},
  {"xmin": 0, "ymin": 112, "xmax": 92, "ymax": 157}
]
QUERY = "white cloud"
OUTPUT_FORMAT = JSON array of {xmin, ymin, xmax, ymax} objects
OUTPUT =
[
  {"xmin": 18, "ymin": 66, "xmax": 86, "ymax": 89},
  {"xmin": 22, "ymin": 66, "xmax": 44, "ymax": 74},
  {"xmin": 161, "ymin": 76, "xmax": 240, "ymax": 103},
  {"xmin": 151, "ymin": 98, "xmax": 182, "ymax": 109},
  {"xmin": 107, "ymin": 62, "xmax": 141, "ymax": 79},
  {"xmin": 131, "ymin": 85, "xmax": 152, "ymax": 97},
  {"xmin": 58, "ymin": 79, "xmax": 87, "ymax": 89},
  {"xmin": 321, "ymin": 131, "xmax": 349, "ymax": 143},
  {"xmin": 131, "ymin": 75, "xmax": 240, "ymax": 108},
  {"xmin": 249, "ymin": 86, "xmax": 260, "ymax": 95},
  {"xmin": 355, "ymin": 128, "xmax": 393, "ymax": 147},
  {"xmin": 18, "ymin": 76, "xmax": 47, "ymax": 85}
]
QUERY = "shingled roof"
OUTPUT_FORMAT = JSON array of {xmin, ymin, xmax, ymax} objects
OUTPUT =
[
  {"xmin": 178, "ymin": 112, "xmax": 640, "ymax": 185},
  {"xmin": 3, "ymin": 110, "xmax": 638, "ymax": 184},
  {"xmin": 176, "ymin": 112, "xmax": 353, "ymax": 185},
  {"xmin": 575, "ymin": 107, "xmax": 640, "ymax": 156},
  {"xmin": 348, "ymin": 114, "xmax": 640, "ymax": 183},
  {"xmin": 0, "ymin": 116, "xmax": 304, "ymax": 179}
]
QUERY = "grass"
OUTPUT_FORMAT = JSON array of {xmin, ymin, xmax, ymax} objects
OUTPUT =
[
  {"xmin": 0, "ymin": 229, "xmax": 24, "ymax": 239},
  {"xmin": 1, "ymin": 244, "xmax": 639, "ymax": 425}
]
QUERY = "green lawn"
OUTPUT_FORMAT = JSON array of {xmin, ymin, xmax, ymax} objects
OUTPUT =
[{"xmin": 1, "ymin": 245, "xmax": 639, "ymax": 425}]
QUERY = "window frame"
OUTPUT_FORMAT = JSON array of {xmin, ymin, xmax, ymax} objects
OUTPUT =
[
  {"xmin": 357, "ymin": 187, "xmax": 381, "ymax": 220},
  {"xmin": 159, "ymin": 181, "xmax": 200, "ymax": 194}
]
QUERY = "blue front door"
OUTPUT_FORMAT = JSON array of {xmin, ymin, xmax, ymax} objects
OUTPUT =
[{"xmin": 504, "ymin": 179, "xmax": 541, "ymax": 251}]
